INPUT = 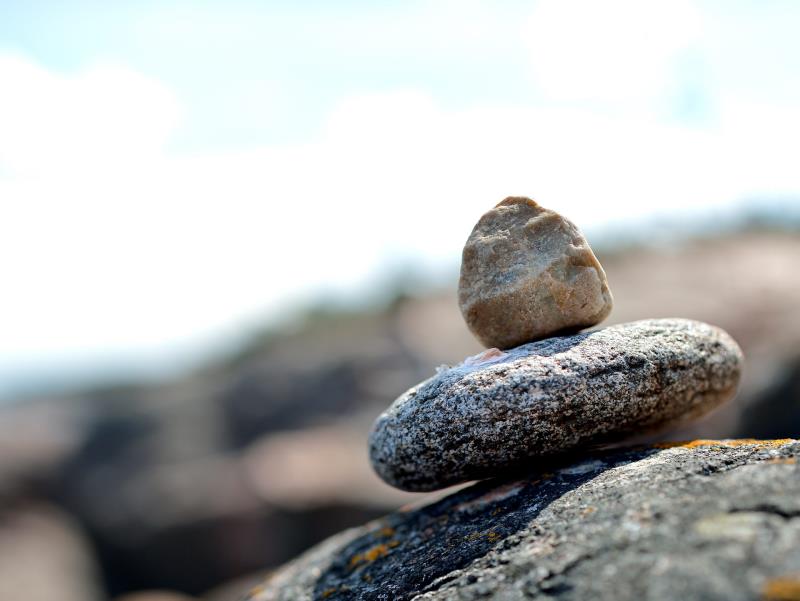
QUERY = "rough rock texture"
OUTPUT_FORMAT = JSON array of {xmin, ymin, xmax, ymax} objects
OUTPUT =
[
  {"xmin": 244, "ymin": 439, "xmax": 800, "ymax": 601},
  {"xmin": 370, "ymin": 318, "xmax": 743, "ymax": 491},
  {"xmin": 459, "ymin": 197, "xmax": 613, "ymax": 349}
]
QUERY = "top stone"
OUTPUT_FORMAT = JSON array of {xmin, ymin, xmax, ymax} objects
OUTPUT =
[{"xmin": 459, "ymin": 197, "xmax": 613, "ymax": 349}]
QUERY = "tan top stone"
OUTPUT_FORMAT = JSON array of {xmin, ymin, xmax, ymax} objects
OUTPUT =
[{"xmin": 459, "ymin": 197, "xmax": 613, "ymax": 349}]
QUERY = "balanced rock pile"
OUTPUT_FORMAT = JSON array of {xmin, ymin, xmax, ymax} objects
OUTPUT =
[
  {"xmin": 243, "ymin": 198, "xmax": 800, "ymax": 601},
  {"xmin": 369, "ymin": 197, "xmax": 744, "ymax": 492}
]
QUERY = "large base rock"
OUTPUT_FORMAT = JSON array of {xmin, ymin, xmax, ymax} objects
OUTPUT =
[{"xmin": 244, "ymin": 439, "xmax": 800, "ymax": 601}]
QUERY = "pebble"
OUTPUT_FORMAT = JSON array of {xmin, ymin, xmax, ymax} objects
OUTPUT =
[
  {"xmin": 369, "ymin": 318, "xmax": 743, "ymax": 491},
  {"xmin": 459, "ymin": 197, "xmax": 613, "ymax": 349}
]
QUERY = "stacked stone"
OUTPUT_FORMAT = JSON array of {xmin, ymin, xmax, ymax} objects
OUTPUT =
[{"xmin": 369, "ymin": 197, "xmax": 744, "ymax": 492}]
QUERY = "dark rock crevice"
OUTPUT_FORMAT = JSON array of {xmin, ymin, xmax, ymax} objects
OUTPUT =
[{"xmin": 311, "ymin": 458, "xmax": 617, "ymax": 600}]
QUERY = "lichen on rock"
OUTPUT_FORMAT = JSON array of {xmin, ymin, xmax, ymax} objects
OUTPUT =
[{"xmin": 244, "ymin": 439, "xmax": 800, "ymax": 601}]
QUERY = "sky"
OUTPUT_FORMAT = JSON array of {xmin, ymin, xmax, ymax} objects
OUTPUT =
[{"xmin": 1, "ymin": 0, "xmax": 800, "ymax": 398}]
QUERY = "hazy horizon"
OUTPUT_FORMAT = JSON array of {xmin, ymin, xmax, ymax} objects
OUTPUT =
[{"xmin": 3, "ymin": 204, "xmax": 798, "ymax": 403}]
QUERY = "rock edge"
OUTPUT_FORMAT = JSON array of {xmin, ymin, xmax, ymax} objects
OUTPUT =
[{"xmin": 244, "ymin": 439, "xmax": 800, "ymax": 601}]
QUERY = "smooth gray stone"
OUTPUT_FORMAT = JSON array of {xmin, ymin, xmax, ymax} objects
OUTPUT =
[
  {"xmin": 243, "ymin": 439, "xmax": 800, "ymax": 601},
  {"xmin": 369, "ymin": 318, "xmax": 743, "ymax": 492}
]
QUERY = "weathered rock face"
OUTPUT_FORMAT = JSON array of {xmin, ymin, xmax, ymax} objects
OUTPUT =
[
  {"xmin": 244, "ymin": 439, "xmax": 800, "ymax": 601},
  {"xmin": 459, "ymin": 197, "xmax": 613, "ymax": 349},
  {"xmin": 369, "ymin": 319, "xmax": 743, "ymax": 491}
]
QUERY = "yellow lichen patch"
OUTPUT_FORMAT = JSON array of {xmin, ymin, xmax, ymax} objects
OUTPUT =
[
  {"xmin": 376, "ymin": 526, "xmax": 395, "ymax": 538},
  {"xmin": 349, "ymin": 543, "xmax": 392, "ymax": 569},
  {"xmin": 246, "ymin": 584, "xmax": 265, "ymax": 597},
  {"xmin": 653, "ymin": 439, "xmax": 796, "ymax": 450},
  {"xmin": 348, "ymin": 553, "xmax": 363, "ymax": 568},
  {"xmin": 467, "ymin": 530, "xmax": 502, "ymax": 543},
  {"xmin": 364, "ymin": 544, "xmax": 391, "ymax": 561},
  {"xmin": 763, "ymin": 575, "xmax": 800, "ymax": 601}
]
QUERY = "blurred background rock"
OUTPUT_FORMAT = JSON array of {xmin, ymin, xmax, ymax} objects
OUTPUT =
[
  {"xmin": 2, "ymin": 1, "xmax": 800, "ymax": 599},
  {"xmin": 2, "ymin": 224, "xmax": 800, "ymax": 599}
]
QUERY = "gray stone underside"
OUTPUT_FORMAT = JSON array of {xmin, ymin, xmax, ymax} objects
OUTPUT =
[{"xmin": 244, "ymin": 440, "xmax": 800, "ymax": 601}]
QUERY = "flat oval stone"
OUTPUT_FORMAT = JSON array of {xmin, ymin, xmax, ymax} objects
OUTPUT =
[
  {"xmin": 459, "ymin": 197, "xmax": 613, "ymax": 349},
  {"xmin": 369, "ymin": 318, "xmax": 743, "ymax": 492}
]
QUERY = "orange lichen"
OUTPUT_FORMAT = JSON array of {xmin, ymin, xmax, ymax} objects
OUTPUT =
[
  {"xmin": 653, "ymin": 439, "xmax": 796, "ymax": 450},
  {"xmin": 321, "ymin": 587, "xmax": 338, "ymax": 599},
  {"xmin": 376, "ymin": 526, "xmax": 395, "ymax": 538},
  {"xmin": 349, "ymin": 543, "xmax": 392, "ymax": 568},
  {"xmin": 246, "ymin": 584, "xmax": 265, "ymax": 597},
  {"xmin": 365, "ymin": 544, "xmax": 391, "ymax": 560},
  {"xmin": 765, "ymin": 457, "xmax": 797, "ymax": 465},
  {"xmin": 762, "ymin": 576, "xmax": 800, "ymax": 601},
  {"xmin": 581, "ymin": 506, "xmax": 597, "ymax": 517}
]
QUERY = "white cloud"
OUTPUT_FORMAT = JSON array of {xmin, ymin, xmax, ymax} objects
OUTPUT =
[
  {"xmin": 0, "ymin": 55, "xmax": 181, "ymax": 176},
  {"xmin": 524, "ymin": 0, "xmax": 702, "ymax": 109}
]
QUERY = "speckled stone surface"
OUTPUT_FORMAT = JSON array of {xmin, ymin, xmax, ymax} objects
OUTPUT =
[
  {"xmin": 243, "ymin": 439, "xmax": 800, "ymax": 601},
  {"xmin": 369, "ymin": 318, "xmax": 743, "ymax": 492},
  {"xmin": 459, "ymin": 197, "xmax": 613, "ymax": 349}
]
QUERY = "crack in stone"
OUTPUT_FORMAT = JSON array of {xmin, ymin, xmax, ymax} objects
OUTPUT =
[{"xmin": 730, "ymin": 504, "xmax": 800, "ymax": 520}]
